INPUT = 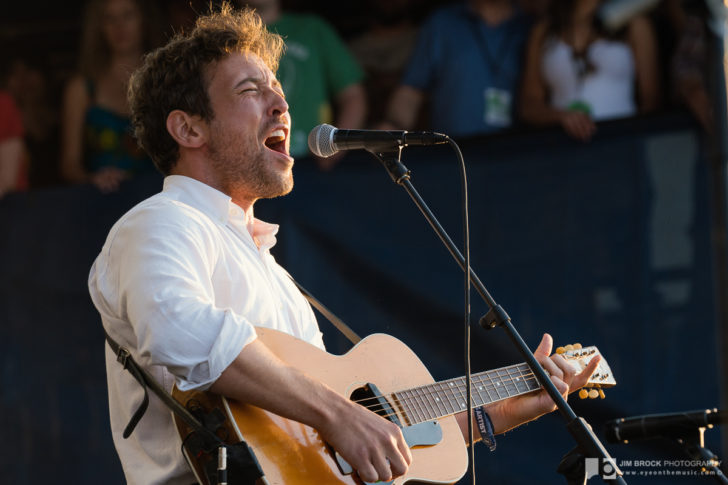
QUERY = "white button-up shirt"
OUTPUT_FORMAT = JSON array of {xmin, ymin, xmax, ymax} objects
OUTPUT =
[{"xmin": 89, "ymin": 175, "xmax": 324, "ymax": 485}]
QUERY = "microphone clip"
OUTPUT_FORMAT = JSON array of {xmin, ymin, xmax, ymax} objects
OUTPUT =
[{"xmin": 369, "ymin": 148, "xmax": 411, "ymax": 185}]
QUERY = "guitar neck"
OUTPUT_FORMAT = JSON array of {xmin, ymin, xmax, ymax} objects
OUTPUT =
[{"xmin": 392, "ymin": 363, "xmax": 540, "ymax": 425}]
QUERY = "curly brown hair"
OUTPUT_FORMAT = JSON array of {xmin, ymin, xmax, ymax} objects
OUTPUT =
[{"xmin": 128, "ymin": 3, "xmax": 284, "ymax": 174}]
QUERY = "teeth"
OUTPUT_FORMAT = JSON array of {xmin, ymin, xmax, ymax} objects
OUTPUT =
[{"xmin": 270, "ymin": 129, "xmax": 285, "ymax": 139}]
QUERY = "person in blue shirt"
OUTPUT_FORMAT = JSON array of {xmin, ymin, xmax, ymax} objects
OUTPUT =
[{"xmin": 383, "ymin": 0, "xmax": 532, "ymax": 138}]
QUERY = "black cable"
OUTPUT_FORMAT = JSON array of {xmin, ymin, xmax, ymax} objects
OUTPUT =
[{"xmin": 448, "ymin": 138, "xmax": 474, "ymax": 485}]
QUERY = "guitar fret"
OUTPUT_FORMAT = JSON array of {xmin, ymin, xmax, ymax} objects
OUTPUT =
[
  {"xmin": 445, "ymin": 379, "xmax": 464, "ymax": 412},
  {"xmin": 431, "ymin": 383, "xmax": 446, "ymax": 418},
  {"xmin": 473, "ymin": 374, "xmax": 488, "ymax": 407},
  {"xmin": 460, "ymin": 376, "xmax": 478, "ymax": 409},
  {"xmin": 452, "ymin": 378, "xmax": 468, "ymax": 411},
  {"xmin": 393, "ymin": 392, "xmax": 413, "ymax": 425},
  {"xmin": 430, "ymin": 382, "xmax": 448, "ymax": 417},
  {"xmin": 456, "ymin": 376, "xmax": 478, "ymax": 410},
  {"xmin": 419, "ymin": 385, "xmax": 436, "ymax": 421},
  {"xmin": 514, "ymin": 364, "xmax": 538, "ymax": 392},
  {"xmin": 504, "ymin": 367, "xmax": 519, "ymax": 396},
  {"xmin": 503, "ymin": 368, "xmax": 518, "ymax": 397},
  {"xmin": 523, "ymin": 365, "xmax": 540, "ymax": 391},
  {"xmin": 508, "ymin": 367, "xmax": 520, "ymax": 395},
  {"xmin": 513, "ymin": 365, "xmax": 529, "ymax": 393},
  {"xmin": 410, "ymin": 388, "xmax": 429, "ymax": 424},
  {"xmin": 422, "ymin": 386, "xmax": 437, "ymax": 421},
  {"xmin": 482, "ymin": 372, "xmax": 498, "ymax": 404},
  {"xmin": 437, "ymin": 382, "xmax": 456, "ymax": 415},
  {"xmin": 399, "ymin": 390, "xmax": 421, "ymax": 424},
  {"xmin": 408, "ymin": 390, "xmax": 424, "ymax": 421},
  {"xmin": 494, "ymin": 370, "xmax": 508, "ymax": 400}
]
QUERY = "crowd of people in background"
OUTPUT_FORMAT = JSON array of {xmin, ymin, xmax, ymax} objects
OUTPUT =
[{"xmin": 0, "ymin": 0, "xmax": 718, "ymax": 198}]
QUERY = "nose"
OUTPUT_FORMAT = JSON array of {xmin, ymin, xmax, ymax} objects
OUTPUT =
[{"xmin": 268, "ymin": 88, "xmax": 289, "ymax": 118}]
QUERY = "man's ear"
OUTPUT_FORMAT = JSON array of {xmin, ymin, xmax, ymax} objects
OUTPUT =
[{"xmin": 166, "ymin": 110, "xmax": 208, "ymax": 148}]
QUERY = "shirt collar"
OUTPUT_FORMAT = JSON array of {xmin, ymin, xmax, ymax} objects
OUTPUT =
[{"xmin": 162, "ymin": 175, "xmax": 280, "ymax": 250}]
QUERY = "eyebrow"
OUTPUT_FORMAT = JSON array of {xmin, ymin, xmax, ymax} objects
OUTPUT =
[
  {"xmin": 233, "ymin": 76, "xmax": 284, "ymax": 93},
  {"xmin": 233, "ymin": 76, "xmax": 262, "ymax": 91}
]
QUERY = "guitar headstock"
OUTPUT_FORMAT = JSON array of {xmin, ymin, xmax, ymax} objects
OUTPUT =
[{"xmin": 557, "ymin": 344, "xmax": 616, "ymax": 399}]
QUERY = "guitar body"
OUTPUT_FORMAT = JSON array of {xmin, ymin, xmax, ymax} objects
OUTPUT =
[
  {"xmin": 173, "ymin": 329, "xmax": 615, "ymax": 484},
  {"xmin": 174, "ymin": 327, "xmax": 467, "ymax": 485}
]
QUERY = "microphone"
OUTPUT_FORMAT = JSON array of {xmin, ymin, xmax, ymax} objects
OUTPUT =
[
  {"xmin": 308, "ymin": 124, "xmax": 449, "ymax": 158},
  {"xmin": 605, "ymin": 408, "xmax": 726, "ymax": 443}
]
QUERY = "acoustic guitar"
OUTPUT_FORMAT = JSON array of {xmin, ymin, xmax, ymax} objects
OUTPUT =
[{"xmin": 172, "ymin": 328, "xmax": 615, "ymax": 485}]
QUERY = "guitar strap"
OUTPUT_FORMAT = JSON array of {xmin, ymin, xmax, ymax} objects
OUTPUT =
[
  {"xmin": 103, "ymin": 329, "xmax": 264, "ymax": 485},
  {"xmin": 289, "ymin": 277, "xmax": 362, "ymax": 345}
]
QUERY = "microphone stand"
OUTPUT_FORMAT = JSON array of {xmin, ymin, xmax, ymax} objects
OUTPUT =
[
  {"xmin": 679, "ymin": 429, "xmax": 728, "ymax": 484},
  {"xmin": 370, "ymin": 148, "xmax": 627, "ymax": 485},
  {"xmin": 656, "ymin": 426, "xmax": 728, "ymax": 484}
]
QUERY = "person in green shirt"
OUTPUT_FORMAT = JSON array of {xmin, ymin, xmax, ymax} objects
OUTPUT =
[{"xmin": 242, "ymin": 0, "xmax": 366, "ymax": 169}]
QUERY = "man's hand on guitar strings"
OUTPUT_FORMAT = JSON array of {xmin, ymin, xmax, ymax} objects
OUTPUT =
[
  {"xmin": 318, "ymin": 398, "xmax": 413, "ymax": 483},
  {"xmin": 210, "ymin": 339, "xmax": 412, "ymax": 483},
  {"xmin": 484, "ymin": 333, "xmax": 601, "ymax": 434}
]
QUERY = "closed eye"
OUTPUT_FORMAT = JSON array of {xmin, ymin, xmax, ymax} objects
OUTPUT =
[{"xmin": 238, "ymin": 86, "xmax": 258, "ymax": 94}]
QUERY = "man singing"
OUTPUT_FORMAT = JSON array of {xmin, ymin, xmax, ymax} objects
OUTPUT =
[{"xmin": 89, "ymin": 4, "xmax": 598, "ymax": 484}]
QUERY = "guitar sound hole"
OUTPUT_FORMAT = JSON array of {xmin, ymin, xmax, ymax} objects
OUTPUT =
[{"xmin": 349, "ymin": 383, "xmax": 400, "ymax": 427}]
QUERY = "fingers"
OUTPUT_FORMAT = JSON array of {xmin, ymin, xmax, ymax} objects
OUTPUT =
[
  {"xmin": 536, "ymin": 334, "xmax": 602, "ymax": 396},
  {"xmin": 396, "ymin": 429, "xmax": 413, "ymax": 467},
  {"xmin": 533, "ymin": 333, "xmax": 553, "ymax": 359},
  {"xmin": 374, "ymin": 427, "xmax": 410, "ymax": 482},
  {"xmin": 327, "ymin": 404, "xmax": 411, "ymax": 483},
  {"xmin": 356, "ymin": 462, "xmax": 379, "ymax": 484},
  {"xmin": 561, "ymin": 112, "xmax": 596, "ymax": 141},
  {"xmin": 570, "ymin": 353, "xmax": 601, "ymax": 391},
  {"xmin": 371, "ymin": 452, "xmax": 393, "ymax": 483},
  {"xmin": 552, "ymin": 353, "xmax": 577, "ymax": 386},
  {"xmin": 535, "ymin": 334, "xmax": 563, "ymax": 381},
  {"xmin": 356, "ymin": 430, "xmax": 409, "ymax": 483},
  {"xmin": 535, "ymin": 334, "xmax": 587, "ymax": 396}
]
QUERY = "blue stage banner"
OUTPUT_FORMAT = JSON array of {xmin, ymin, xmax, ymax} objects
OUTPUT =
[{"xmin": 0, "ymin": 114, "xmax": 721, "ymax": 484}]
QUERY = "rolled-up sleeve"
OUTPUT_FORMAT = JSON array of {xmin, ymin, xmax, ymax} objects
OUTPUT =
[{"xmin": 94, "ymin": 201, "xmax": 256, "ymax": 390}]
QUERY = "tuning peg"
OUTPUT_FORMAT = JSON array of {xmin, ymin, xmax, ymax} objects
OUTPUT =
[
  {"xmin": 573, "ymin": 343, "xmax": 582, "ymax": 350},
  {"xmin": 579, "ymin": 389, "xmax": 588, "ymax": 399},
  {"xmin": 588, "ymin": 389, "xmax": 599, "ymax": 399},
  {"xmin": 599, "ymin": 389, "xmax": 605, "ymax": 399},
  {"xmin": 564, "ymin": 344, "xmax": 574, "ymax": 352},
  {"xmin": 556, "ymin": 347, "xmax": 566, "ymax": 355}
]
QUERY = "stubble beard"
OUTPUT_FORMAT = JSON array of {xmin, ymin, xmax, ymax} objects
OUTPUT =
[{"xmin": 208, "ymin": 126, "xmax": 293, "ymax": 201}]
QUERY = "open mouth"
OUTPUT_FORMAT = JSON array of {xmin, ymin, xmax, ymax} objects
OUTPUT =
[{"xmin": 264, "ymin": 129, "xmax": 288, "ymax": 156}]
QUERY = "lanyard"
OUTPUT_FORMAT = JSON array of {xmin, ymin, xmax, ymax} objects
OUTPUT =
[{"xmin": 466, "ymin": 10, "xmax": 518, "ymax": 81}]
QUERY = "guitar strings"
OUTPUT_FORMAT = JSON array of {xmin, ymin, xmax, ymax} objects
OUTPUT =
[
  {"xmin": 348, "ymin": 354, "xmax": 602, "ymax": 422},
  {"xmin": 354, "ymin": 374, "xmax": 541, "ymax": 423},
  {"xmin": 351, "ymin": 369, "xmax": 542, "ymax": 422},
  {"xmin": 349, "ymin": 362, "xmax": 533, "ymax": 408},
  {"xmin": 350, "ymin": 366, "xmax": 537, "ymax": 412},
  {"xmin": 350, "ymin": 353, "xmax": 600, "ymax": 414},
  {"xmin": 390, "ymin": 375, "xmax": 542, "ymax": 424}
]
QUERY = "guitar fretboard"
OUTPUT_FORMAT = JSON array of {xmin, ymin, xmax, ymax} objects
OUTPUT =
[{"xmin": 392, "ymin": 363, "xmax": 541, "ymax": 425}]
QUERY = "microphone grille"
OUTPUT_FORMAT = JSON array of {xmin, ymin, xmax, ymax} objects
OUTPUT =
[{"xmin": 308, "ymin": 124, "xmax": 336, "ymax": 158}]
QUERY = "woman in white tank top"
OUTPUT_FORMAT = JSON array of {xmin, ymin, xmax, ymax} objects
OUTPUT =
[{"xmin": 519, "ymin": 0, "xmax": 659, "ymax": 141}]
